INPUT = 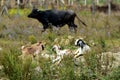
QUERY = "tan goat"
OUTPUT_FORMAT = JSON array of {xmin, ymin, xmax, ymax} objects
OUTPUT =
[{"xmin": 21, "ymin": 42, "xmax": 44, "ymax": 58}]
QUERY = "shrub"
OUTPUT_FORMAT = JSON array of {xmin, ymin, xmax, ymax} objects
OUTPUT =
[
  {"xmin": 1, "ymin": 47, "xmax": 33, "ymax": 80},
  {"xmin": 103, "ymin": 66, "xmax": 120, "ymax": 80},
  {"xmin": 28, "ymin": 35, "xmax": 37, "ymax": 44}
]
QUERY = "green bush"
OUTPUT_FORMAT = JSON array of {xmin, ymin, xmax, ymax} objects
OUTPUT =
[
  {"xmin": 9, "ymin": 8, "xmax": 30, "ymax": 16},
  {"xmin": 28, "ymin": 35, "xmax": 37, "ymax": 44}
]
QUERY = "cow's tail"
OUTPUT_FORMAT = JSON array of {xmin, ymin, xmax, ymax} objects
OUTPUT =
[{"xmin": 76, "ymin": 14, "xmax": 87, "ymax": 27}]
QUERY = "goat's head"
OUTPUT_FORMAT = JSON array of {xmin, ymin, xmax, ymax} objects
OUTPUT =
[
  {"xmin": 75, "ymin": 39, "xmax": 86, "ymax": 49},
  {"xmin": 34, "ymin": 42, "xmax": 44, "ymax": 50}
]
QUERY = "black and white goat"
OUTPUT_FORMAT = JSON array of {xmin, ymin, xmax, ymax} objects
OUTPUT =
[{"xmin": 74, "ymin": 39, "xmax": 91, "ymax": 58}]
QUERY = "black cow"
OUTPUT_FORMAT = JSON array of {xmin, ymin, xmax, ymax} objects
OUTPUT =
[{"xmin": 28, "ymin": 8, "xmax": 87, "ymax": 32}]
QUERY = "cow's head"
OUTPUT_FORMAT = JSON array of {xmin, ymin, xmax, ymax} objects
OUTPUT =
[{"xmin": 28, "ymin": 8, "xmax": 41, "ymax": 18}]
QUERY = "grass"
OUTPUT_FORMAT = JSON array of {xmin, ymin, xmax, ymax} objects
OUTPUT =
[{"xmin": 0, "ymin": 8, "xmax": 120, "ymax": 80}]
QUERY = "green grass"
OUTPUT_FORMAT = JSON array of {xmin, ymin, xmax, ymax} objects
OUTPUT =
[{"xmin": 9, "ymin": 8, "xmax": 30, "ymax": 16}]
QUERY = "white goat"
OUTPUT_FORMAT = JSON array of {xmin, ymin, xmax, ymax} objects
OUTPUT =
[
  {"xmin": 74, "ymin": 39, "xmax": 91, "ymax": 58},
  {"xmin": 52, "ymin": 44, "xmax": 72, "ymax": 65}
]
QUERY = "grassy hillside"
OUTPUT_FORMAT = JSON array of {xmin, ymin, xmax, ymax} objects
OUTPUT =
[{"xmin": 0, "ymin": 9, "xmax": 120, "ymax": 80}]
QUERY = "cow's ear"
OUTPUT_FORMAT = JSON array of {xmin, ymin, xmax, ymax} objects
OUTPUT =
[
  {"xmin": 37, "ymin": 9, "xmax": 42, "ymax": 13},
  {"xmin": 33, "ymin": 6, "xmax": 36, "ymax": 9},
  {"xmin": 33, "ymin": 8, "xmax": 39, "ymax": 12},
  {"xmin": 32, "ymin": 8, "xmax": 36, "ymax": 12},
  {"xmin": 37, "ymin": 9, "xmax": 40, "ymax": 12}
]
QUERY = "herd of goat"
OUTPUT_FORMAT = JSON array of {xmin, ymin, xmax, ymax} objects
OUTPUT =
[{"xmin": 19, "ymin": 39, "xmax": 91, "ymax": 65}]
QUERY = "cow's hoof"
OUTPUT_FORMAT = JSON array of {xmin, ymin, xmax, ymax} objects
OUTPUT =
[{"xmin": 41, "ymin": 29, "xmax": 45, "ymax": 32}]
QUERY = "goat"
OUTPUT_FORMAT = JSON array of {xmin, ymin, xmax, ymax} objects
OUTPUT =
[
  {"xmin": 52, "ymin": 44, "xmax": 73, "ymax": 65},
  {"xmin": 74, "ymin": 39, "xmax": 91, "ymax": 58},
  {"xmin": 20, "ymin": 42, "xmax": 44, "ymax": 58}
]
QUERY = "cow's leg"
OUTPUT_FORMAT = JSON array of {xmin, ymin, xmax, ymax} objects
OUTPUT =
[
  {"xmin": 69, "ymin": 15, "xmax": 78, "ymax": 32},
  {"xmin": 68, "ymin": 22, "xmax": 77, "ymax": 32},
  {"xmin": 52, "ymin": 25, "xmax": 60, "ymax": 31},
  {"xmin": 41, "ymin": 19, "xmax": 50, "ymax": 32},
  {"xmin": 71, "ymin": 22, "xmax": 77, "ymax": 29},
  {"xmin": 42, "ymin": 24, "xmax": 49, "ymax": 32},
  {"xmin": 52, "ymin": 25, "xmax": 61, "ymax": 35}
]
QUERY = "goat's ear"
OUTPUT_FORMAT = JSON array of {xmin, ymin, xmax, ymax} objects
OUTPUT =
[
  {"xmin": 52, "ymin": 47, "xmax": 55, "ymax": 51},
  {"xmin": 59, "ymin": 47, "xmax": 62, "ymax": 50},
  {"xmin": 36, "ymin": 42, "xmax": 42, "ymax": 46},
  {"xmin": 57, "ymin": 44, "xmax": 60, "ymax": 47},
  {"xmin": 41, "ymin": 45, "xmax": 44, "ymax": 50},
  {"xmin": 21, "ymin": 46, "xmax": 25, "ymax": 50},
  {"xmin": 38, "ymin": 42, "xmax": 42, "ymax": 44}
]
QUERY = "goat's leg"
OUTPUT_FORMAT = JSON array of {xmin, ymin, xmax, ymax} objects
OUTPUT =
[
  {"xmin": 74, "ymin": 53, "xmax": 83, "ymax": 58},
  {"xmin": 74, "ymin": 49, "xmax": 79, "ymax": 58},
  {"xmin": 55, "ymin": 58, "xmax": 62, "ymax": 65},
  {"xmin": 55, "ymin": 55, "xmax": 63, "ymax": 65},
  {"xmin": 74, "ymin": 48, "xmax": 83, "ymax": 58},
  {"xmin": 52, "ymin": 56, "xmax": 61, "ymax": 63}
]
